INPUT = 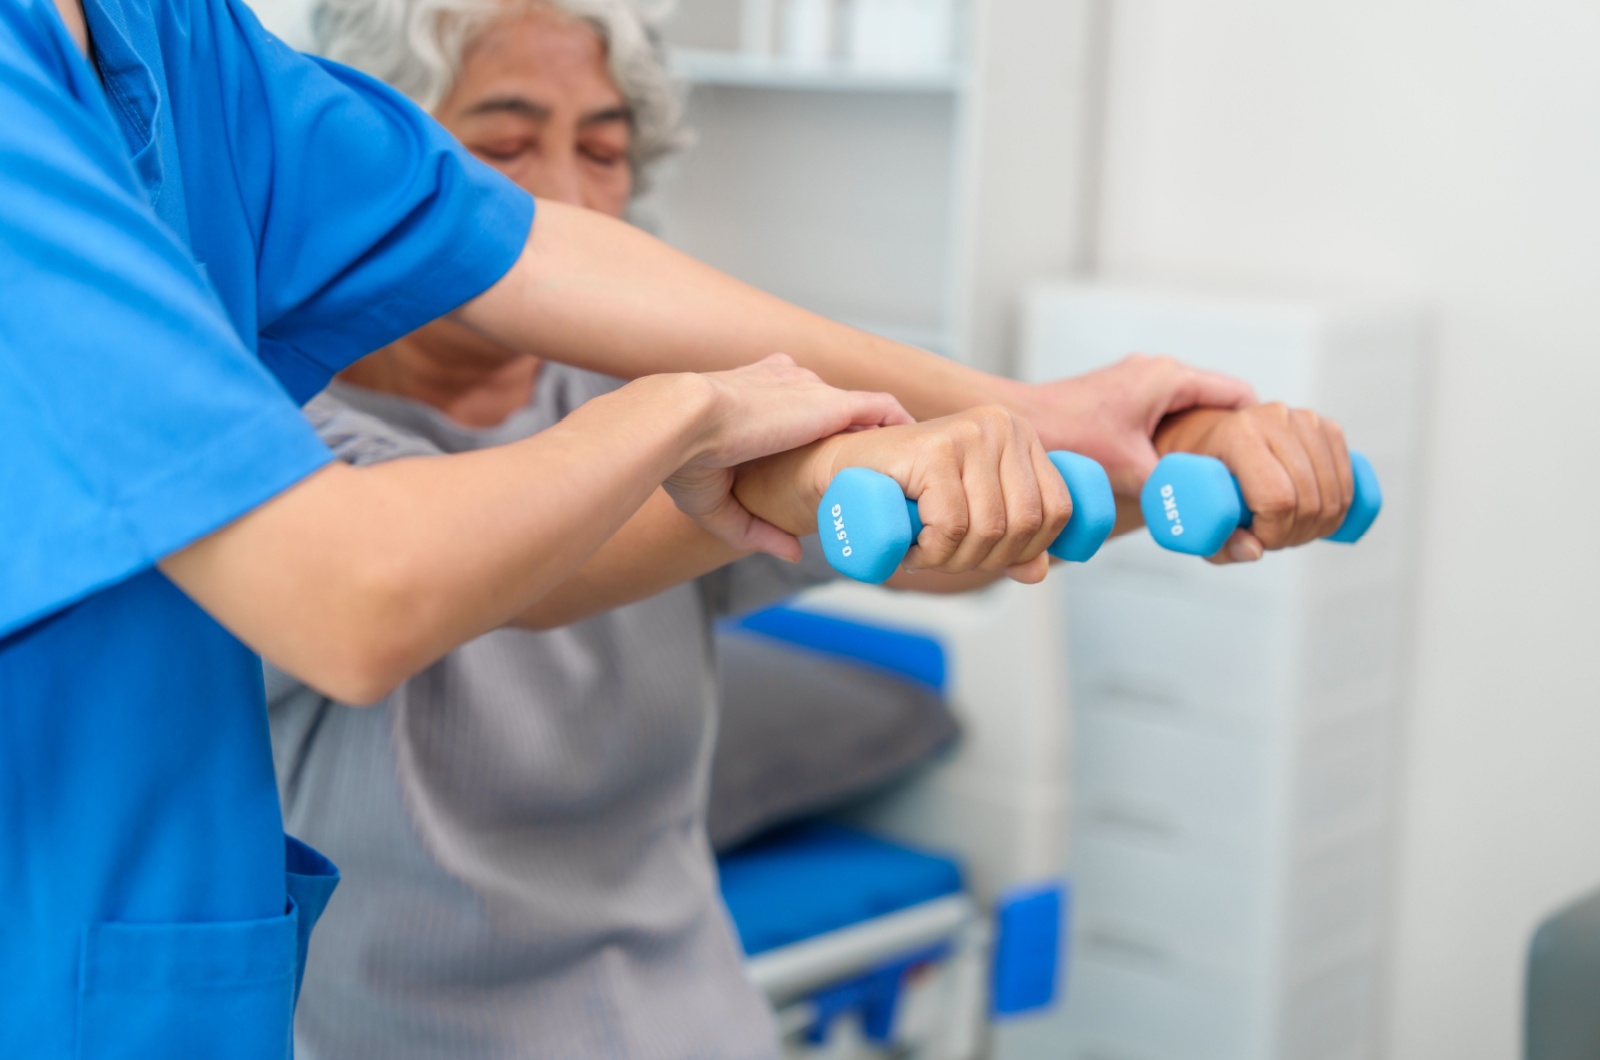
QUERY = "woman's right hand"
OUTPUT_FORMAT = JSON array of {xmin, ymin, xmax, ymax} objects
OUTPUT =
[
  {"xmin": 663, "ymin": 354, "xmax": 912, "ymax": 559},
  {"xmin": 733, "ymin": 405, "xmax": 1074, "ymax": 584}
]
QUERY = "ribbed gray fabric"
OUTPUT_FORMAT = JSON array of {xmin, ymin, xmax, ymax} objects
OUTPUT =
[{"xmin": 269, "ymin": 368, "xmax": 832, "ymax": 1060}]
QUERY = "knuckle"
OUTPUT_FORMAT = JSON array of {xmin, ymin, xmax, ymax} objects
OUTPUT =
[
  {"xmin": 1013, "ymin": 502, "xmax": 1045, "ymax": 539},
  {"xmin": 930, "ymin": 433, "xmax": 961, "ymax": 465},
  {"xmin": 955, "ymin": 412, "xmax": 991, "ymax": 443},
  {"xmin": 937, "ymin": 512, "xmax": 970, "ymax": 549},
  {"xmin": 1046, "ymin": 492, "xmax": 1074, "ymax": 534},
  {"xmin": 970, "ymin": 513, "xmax": 1007, "ymax": 548},
  {"xmin": 1254, "ymin": 483, "xmax": 1297, "ymax": 520}
]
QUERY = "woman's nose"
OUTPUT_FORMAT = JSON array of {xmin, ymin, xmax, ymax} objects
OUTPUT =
[{"xmin": 519, "ymin": 157, "xmax": 585, "ymax": 208}]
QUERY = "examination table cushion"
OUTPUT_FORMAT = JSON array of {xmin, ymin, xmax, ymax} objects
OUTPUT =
[
  {"xmin": 718, "ymin": 824, "xmax": 964, "ymax": 957},
  {"xmin": 709, "ymin": 619, "xmax": 958, "ymax": 851}
]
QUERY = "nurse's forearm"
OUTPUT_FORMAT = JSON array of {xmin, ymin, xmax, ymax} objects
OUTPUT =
[
  {"xmin": 455, "ymin": 201, "xmax": 1021, "ymax": 421},
  {"xmin": 161, "ymin": 374, "xmax": 720, "ymax": 705}
]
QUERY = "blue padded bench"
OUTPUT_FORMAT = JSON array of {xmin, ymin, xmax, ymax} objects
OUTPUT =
[{"xmin": 719, "ymin": 822, "xmax": 965, "ymax": 957}]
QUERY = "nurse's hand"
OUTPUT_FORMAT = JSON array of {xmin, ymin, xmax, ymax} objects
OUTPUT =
[
  {"xmin": 1008, "ymin": 354, "xmax": 1258, "ymax": 503},
  {"xmin": 732, "ymin": 406, "xmax": 1073, "ymax": 584},
  {"xmin": 664, "ymin": 354, "xmax": 912, "ymax": 559},
  {"xmin": 1153, "ymin": 404, "xmax": 1356, "ymax": 563}
]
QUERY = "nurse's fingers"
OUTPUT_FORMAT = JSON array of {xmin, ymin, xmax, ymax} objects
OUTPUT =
[
  {"xmin": 696, "ymin": 355, "xmax": 913, "ymax": 470},
  {"xmin": 664, "ymin": 461, "xmax": 804, "ymax": 561}
]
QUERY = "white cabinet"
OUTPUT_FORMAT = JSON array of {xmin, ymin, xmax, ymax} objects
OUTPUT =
[
  {"xmin": 1021, "ymin": 281, "xmax": 1424, "ymax": 1060},
  {"xmin": 653, "ymin": 0, "xmax": 1101, "ymax": 372}
]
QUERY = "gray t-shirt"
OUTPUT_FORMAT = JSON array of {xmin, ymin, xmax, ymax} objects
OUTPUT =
[{"xmin": 271, "ymin": 368, "xmax": 832, "ymax": 1060}]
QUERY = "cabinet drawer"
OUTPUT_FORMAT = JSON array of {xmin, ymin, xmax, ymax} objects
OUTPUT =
[
  {"xmin": 1074, "ymin": 710, "xmax": 1275, "ymax": 845},
  {"xmin": 1067, "ymin": 586, "xmax": 1293, "ymax": 739},
  {"xmin": 1069, "ymin": 831, "xmax": 1272, "ymax": 973},
  {"xmin": 1061, "ymin": 954, "xmax": 1265, "ymax": 1060}
]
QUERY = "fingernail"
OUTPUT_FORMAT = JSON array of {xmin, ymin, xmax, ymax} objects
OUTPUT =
[{"xmin": 1229, "ymin": 538, "xmax": 1264, "ymax": 563}]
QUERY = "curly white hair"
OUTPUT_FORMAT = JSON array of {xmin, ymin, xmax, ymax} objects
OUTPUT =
[{"xmin": 311, "ymin": 0, "xmax": 688, "ymax": 190}]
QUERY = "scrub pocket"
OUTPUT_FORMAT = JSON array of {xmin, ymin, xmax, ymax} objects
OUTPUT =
[
  {"xmin": 284, "ymin": 835, "xmax": 340, "ymax": 1006},
  {"xmin": 76, "ymin": 905, "xmax": 297, "ymax": 1060}
]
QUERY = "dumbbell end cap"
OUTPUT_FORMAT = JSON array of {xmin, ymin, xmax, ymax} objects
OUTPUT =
[
  {"xmin": 1045, "ymin": 451, "xmax": 1116, "ymax": 563},
  {"xmin": 1141, "ymin": 453, "xmax": 1243, "ymax": 557},
  {"xmin": 817, "ymin": 467, "xmax": 918, "ymax": 584},
  {"xmin": 1326, "ymin": 451, "xmax": 1383, "ymax": 544}
]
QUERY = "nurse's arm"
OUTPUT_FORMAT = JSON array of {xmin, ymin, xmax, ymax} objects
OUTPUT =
[
  {"xmin": 454, "ymin": 200, "xmax": 1012, "ymax": 424},
  {"xmin": 159, "ymin": 368, "xmax": 902, "ymax": 705},
  {"xmin": 159, "ymin": 374, "xmax": 711, "ymax": 704},
  {"xmin": 452, "ymin": 207, "xmax": 1365, "ymax": 553},
  {"xmin": 452, "ymin": 201, "xmax": 1254, "ymax": 492}
]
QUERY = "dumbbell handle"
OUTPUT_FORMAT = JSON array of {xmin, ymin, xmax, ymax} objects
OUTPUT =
[
  {"xmin": 818, "ymin": 451, "xmax": 1117, "ymax": 584},
  {"xmin": 1141, "ymin": 451, "xmax": 1383, "ymax": 557}
]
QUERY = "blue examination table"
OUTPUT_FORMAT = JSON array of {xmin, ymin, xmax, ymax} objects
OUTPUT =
[{"xmin": 715, "ymin": 604, "xmax": 1066, "ymax": 1057}]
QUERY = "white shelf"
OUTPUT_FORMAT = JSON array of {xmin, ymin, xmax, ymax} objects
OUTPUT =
[{"xmin": 669, "ymin": 47, "xmax": 967, "ymax": 93}]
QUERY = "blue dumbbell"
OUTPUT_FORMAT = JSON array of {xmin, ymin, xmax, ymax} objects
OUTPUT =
[
  {"xmin": 817, "ymin": 452, "xmax": 1118, "ymax": 584},
  {"xmin": 1140, "ymin": 451, "xmax": 1383, "ymax": 557}
]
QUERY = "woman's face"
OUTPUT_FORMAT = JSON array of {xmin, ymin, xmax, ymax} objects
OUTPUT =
[{"xmin": 435, "ymin": 7, "xmax": 634, "ymax": 218}]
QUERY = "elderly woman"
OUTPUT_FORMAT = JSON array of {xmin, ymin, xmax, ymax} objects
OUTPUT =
[
  {"xmin": 270, "ymin": 5, "xmax": 1013, "ymax": 1058},
  {"xmin": 270, "ymin": 1, "xmax": 1358, "ymax": 1057}
]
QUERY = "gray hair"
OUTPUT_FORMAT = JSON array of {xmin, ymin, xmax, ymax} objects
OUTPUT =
[{"xmin": 310, "ymin": 0, "xmax": 688, "ymax": 190}]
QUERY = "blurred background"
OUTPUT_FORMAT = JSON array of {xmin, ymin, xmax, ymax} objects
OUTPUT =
[{"xmin": 247, "ymin": 0, "xmax": 1600, "ymax": 1057}]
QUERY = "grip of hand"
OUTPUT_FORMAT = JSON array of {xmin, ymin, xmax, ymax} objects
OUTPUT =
[
  {"xmin": 1140, "ymin": 451, "xmax": 1383, "ymax": 556},
  {"xmin": 817, "ymin": 452, "xmax": 1117, "ymax": 584}
]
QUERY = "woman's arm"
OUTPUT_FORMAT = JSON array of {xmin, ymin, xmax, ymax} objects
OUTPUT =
[
  {"xmin": 160, "ymin": 363, "xmax": 906, "ymax": 704},
  {"xmin": 512, "ymin": 397, "xmax": 1369, "ymax": 631},
  {"xmin": 512, "ymin": 490, "xmax": 1007, "ymax": 632},
  {"xmin": 510, "ymin": 489, "xmax": 744, "ymax": 631},
  {"xmin": 513, "ymin": 404, "xmax": 1069, "ymax": 629}
]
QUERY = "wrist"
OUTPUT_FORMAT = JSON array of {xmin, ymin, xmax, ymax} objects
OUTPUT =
[
  {"xmin": 731, "ymin": 435, "xmax": 848, "ymax": 538},
  {"xmin": 1154, "ymin": 407, "xmax": 1230, "ymax": 456},
  {"xmin": 990, "ymin": 377, "xmax": 1076, "ymax": 451},
  {"xmin": 632, "ymin": 373, "xmax": 723, "ymax": 465},
  {"xmin": 801, "ymin": 434, "xmax": 851, "ymax": 514},
  {"xmin": 987, "ymin": 374, "xmax": 1038, "ymax": 419}
]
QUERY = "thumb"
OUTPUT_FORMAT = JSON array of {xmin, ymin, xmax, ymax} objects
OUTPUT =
[
  {"xmin": 1107, "ymin": 438, "xmax": 1160, "ymax": 497},
  {"xmin": 697, "ymin": 495, "xmax": 804, "ymax": 561},
  {"xmin": 1004, "ymin": 553, "xmax": 1051, "ymax": 585},
  {"xmin": 1207, "ymin": 528, "xmax": 1265, "ymax": 565},
  {"xmin": 1163, "ymin": 369, "xmax": 1259, "ymax": 414}
]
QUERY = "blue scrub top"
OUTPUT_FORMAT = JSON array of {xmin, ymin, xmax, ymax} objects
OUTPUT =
[{"xmin": 0, "ymin": 0, "xmax": 533, "ymax": 1054}]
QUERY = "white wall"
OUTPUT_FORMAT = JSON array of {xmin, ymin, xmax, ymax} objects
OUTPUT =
[
  {"xmin": 248, "ymin": 0, "xmax": 312, "ymax": 48},
  {"xmin": 1089, "ymin": 3, "xmax": 1600, "ymax": 1057}
]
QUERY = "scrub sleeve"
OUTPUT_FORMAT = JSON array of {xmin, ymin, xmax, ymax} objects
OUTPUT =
[{"xmin": 0, "ymin": 0, "xmax": 533, "ymax": 1055}]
